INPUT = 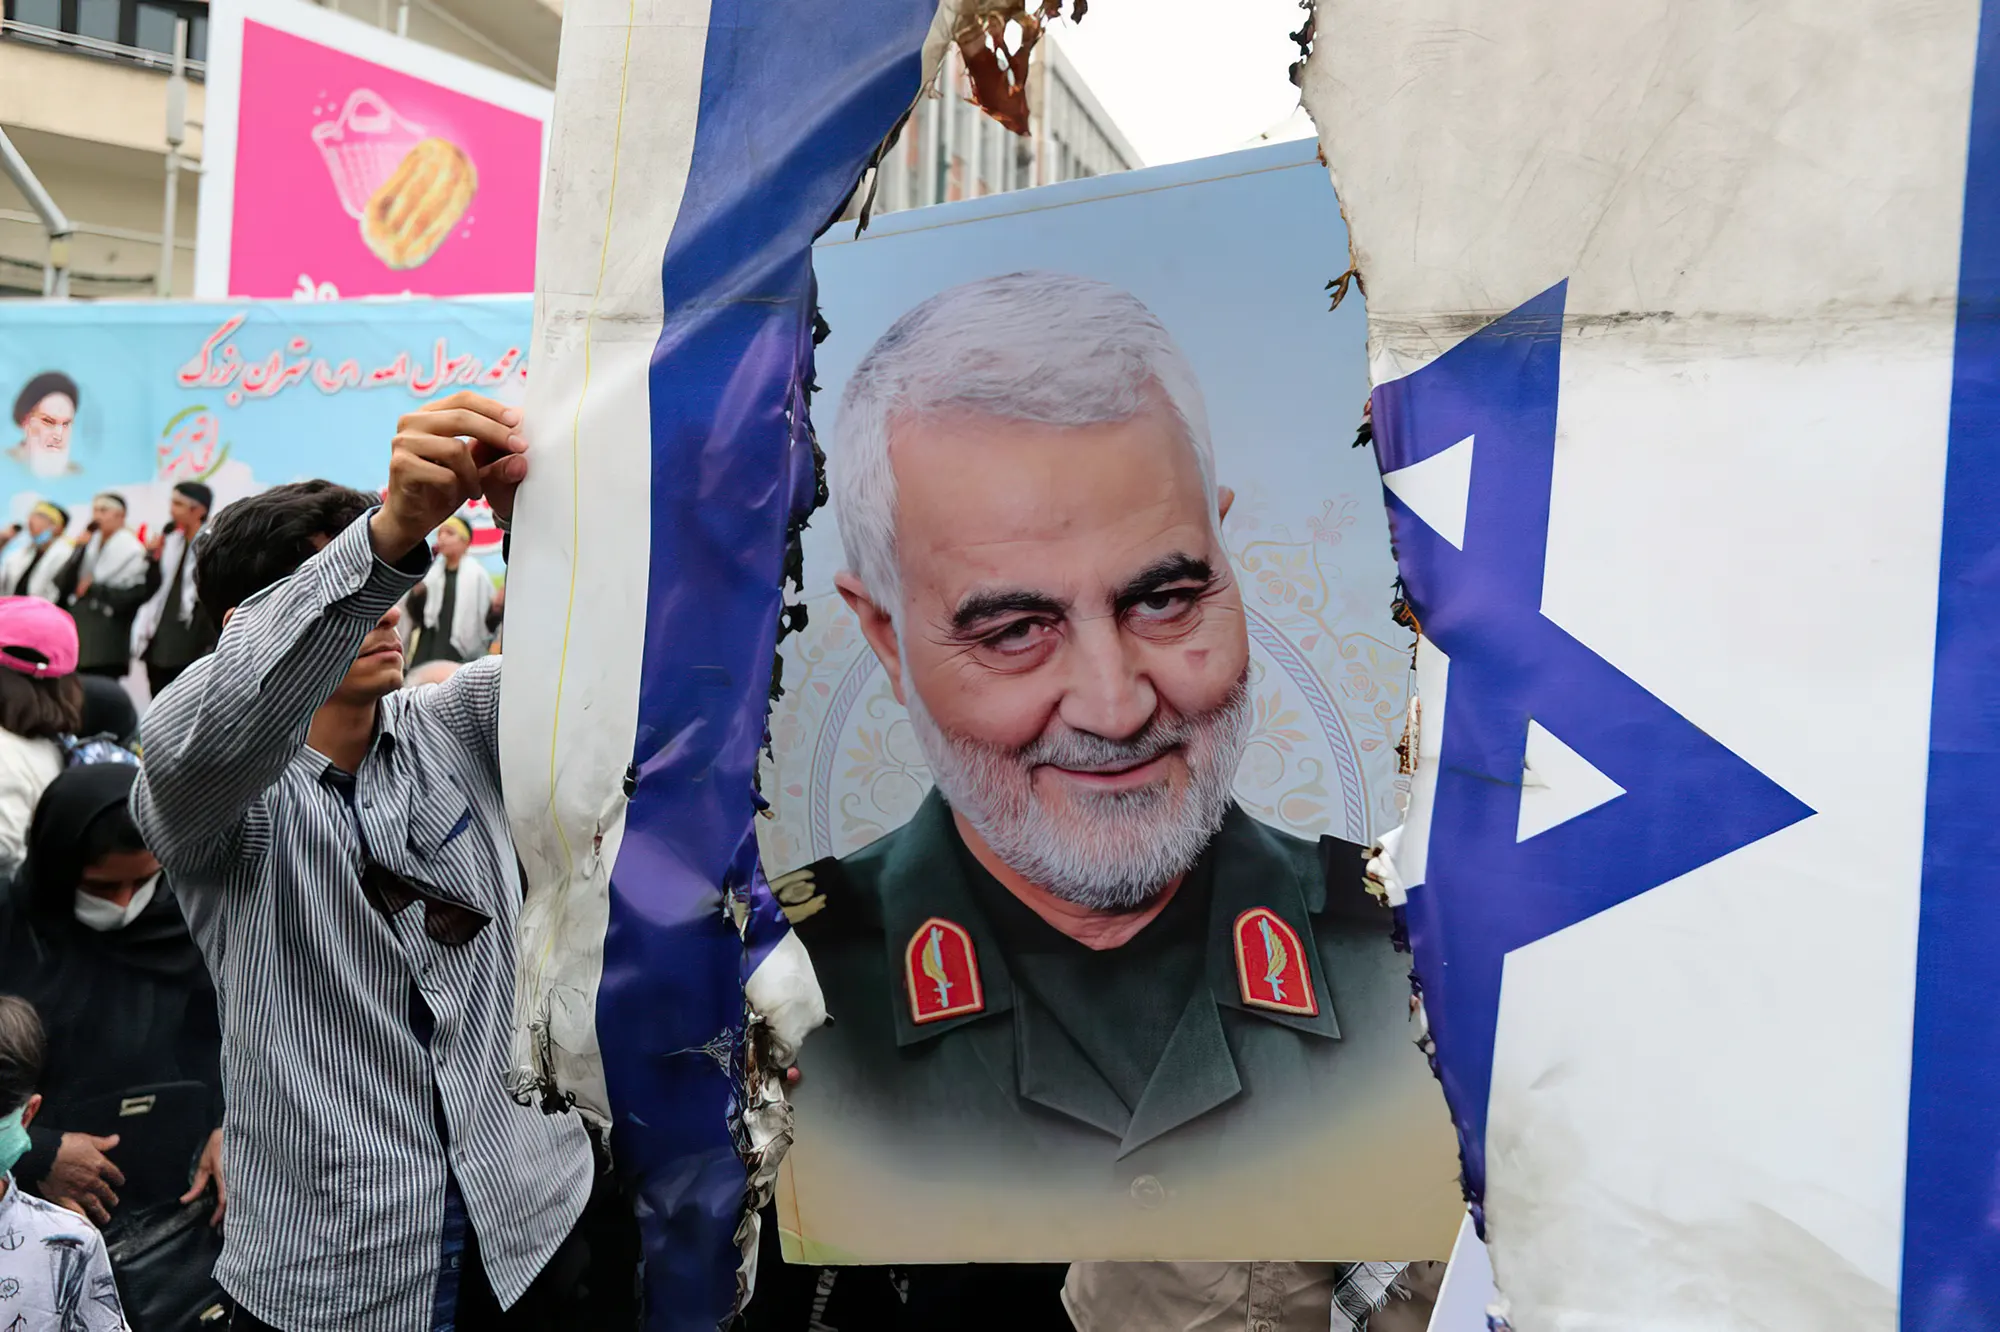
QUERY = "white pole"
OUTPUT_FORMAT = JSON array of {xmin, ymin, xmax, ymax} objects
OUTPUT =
[
  {"xmin": 939, "ymin": 49, "xmax": 958, "ymax": 203},
  {"xmin": 158, "ymin": 17, "xmax": 189, "ymax": 297}
]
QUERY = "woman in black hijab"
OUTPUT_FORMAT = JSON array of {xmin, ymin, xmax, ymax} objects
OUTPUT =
[{"xmin": 0, "ymin": 764, "xmax": 222, "ymax": 1226}]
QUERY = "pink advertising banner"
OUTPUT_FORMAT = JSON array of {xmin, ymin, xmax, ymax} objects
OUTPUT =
[{"xmin": 196, "ymin": 0, "xmax": 552, "ymax": 301}]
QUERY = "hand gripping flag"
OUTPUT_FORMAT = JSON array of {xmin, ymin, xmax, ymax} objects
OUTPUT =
[
  {"xmin": 498, "ymin": 2, "xmax": 951, "ymax": 1326},
  {"xmin": 1306, "ymin": 2, "xmax": 2000, "ymax": 1327}
]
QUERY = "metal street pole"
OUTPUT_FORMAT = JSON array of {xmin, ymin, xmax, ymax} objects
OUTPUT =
[
  {"xmin": 0, "ymin": 128, "xmax": 72, "ymax": 297},
  {"xmin": 158, "ymin": 17, "xmax": 189, "ymax": 297}
]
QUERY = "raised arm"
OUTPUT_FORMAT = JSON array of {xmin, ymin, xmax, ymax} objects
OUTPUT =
[
  {"xmin": 133, "ymin": 514, "xmax": 426, "ymax": 864},
  {"xmin": 134, "ymin": 390, "xmax": 528, "ymax": 869}
]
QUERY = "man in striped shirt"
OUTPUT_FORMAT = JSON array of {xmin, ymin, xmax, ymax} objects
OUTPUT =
[{"xmin": 134, "ymin": 393, "xmax": 599, "ymax": 1331}]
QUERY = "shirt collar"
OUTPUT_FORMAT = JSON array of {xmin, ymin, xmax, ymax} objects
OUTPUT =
[{"xmin": 290, "ymin": 720, "xmax": 397, "ymax": 785}]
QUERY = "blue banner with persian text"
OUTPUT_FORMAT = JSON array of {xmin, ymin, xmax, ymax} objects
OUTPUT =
[{"xmin": 0, "ymin": 298, "xmax": 527, "ymax": 556}]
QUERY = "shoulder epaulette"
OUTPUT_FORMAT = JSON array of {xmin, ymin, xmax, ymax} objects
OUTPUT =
[{"xmin": 770, "ymin": 858, "xmax": 836, "ymax": 926}]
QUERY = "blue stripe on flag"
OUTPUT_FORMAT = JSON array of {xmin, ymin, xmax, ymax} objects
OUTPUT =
[
  {"xmin": 601, "ymin": 3, "xmax": 937, "ymax": 1326},
  {"xmin": 1903, "ymin": 3, "xmax": 2000, "ymax": 1326}
]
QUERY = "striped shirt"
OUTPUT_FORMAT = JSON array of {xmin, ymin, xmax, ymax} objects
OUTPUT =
[{"xmin": 132, "ymin": 514, "xmax": 592, "ymax": 1331}]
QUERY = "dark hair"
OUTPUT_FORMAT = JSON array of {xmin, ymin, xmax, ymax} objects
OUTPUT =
[
  {"xmin": 77, "ymin": 675, "xmax": 137, "ymax": 744},
  {"xmin": 77, "ymin": 799, "xmax": 147, "ymax": 869},
  {"xmin": 0, "ymin": 995, "xmax": 44, "ymax": 1117},
  {"xmin": 12, "ymin": 372, "xmax": 78, "ymax": 426},
  {"xmin": 0, "ymin": 669, "xmax": 83, "ymax": 741},
  {"xmin": 198, "ymin": 480, "xmax": 375, "ymax": 622}
]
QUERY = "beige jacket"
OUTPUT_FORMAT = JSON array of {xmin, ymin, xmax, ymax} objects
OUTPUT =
[{"xmin": 1063, "ymin": 1260, "xmax": 1446, "ymax": 1332}]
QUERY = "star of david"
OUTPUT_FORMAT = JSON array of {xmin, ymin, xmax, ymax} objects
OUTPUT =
[{"xmin": 1369, "ymin": 281, "xmax": 1815, "ymax": 1201}]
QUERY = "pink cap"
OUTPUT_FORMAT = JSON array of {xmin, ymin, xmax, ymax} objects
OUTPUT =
[{"xmin": 0, "ymin": 597, "xmax": 77, "ymax": 678}]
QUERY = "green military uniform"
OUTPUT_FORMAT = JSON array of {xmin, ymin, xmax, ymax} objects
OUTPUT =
[{"xmin": 780, "ymin": 789, "xmax": 1425, "ymax": 1205}]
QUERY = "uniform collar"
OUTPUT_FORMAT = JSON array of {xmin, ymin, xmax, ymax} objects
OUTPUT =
[
  {"xmin": 876, "ymin": 792, "xmax": 1016, "ymax": 1049},
  {"xmin": 873, "ymin": 792, "xmax": 1341, "ymax": 1152},
  {"xmin": 1202, "ymin": 805, "xmax": 1342, "ymax": 1041}
]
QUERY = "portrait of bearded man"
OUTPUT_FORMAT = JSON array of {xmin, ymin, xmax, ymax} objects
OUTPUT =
[{"xmin": 775, "ymin": 272, "xmax": 1453, "ymax": 1259}]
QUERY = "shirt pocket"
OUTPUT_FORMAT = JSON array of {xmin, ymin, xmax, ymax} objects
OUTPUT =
[{"xmin": 403, "ymin": 790, "xmax": 491, "ymax": 910}]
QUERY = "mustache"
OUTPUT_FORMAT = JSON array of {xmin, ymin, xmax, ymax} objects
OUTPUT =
[
  {"xmin": 1016, "ymin": 675, "xmax": 1249, "ymax": 772},
  {"xmin": 1021, "ymin": 715, "xmax": 1196, "ymax": 771}
]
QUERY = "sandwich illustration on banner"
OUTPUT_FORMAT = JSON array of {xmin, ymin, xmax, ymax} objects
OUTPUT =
[{"xmin": 313, "ymin": 89, "xmax": 479, "ymax": 272}]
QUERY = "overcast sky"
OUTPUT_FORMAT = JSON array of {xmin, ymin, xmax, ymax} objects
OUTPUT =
[{"xmin": 1048, "ymin": 0, "xmax": 1317, "ymax": 165}]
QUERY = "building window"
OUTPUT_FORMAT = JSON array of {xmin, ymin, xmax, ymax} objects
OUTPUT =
[{"xmin": 3, "ymin": 0, "xmax": 207, "ymax": 63}]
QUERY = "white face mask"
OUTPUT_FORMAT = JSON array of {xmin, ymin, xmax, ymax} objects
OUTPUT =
[{"xmin": 73, "ymin": 875, "xmax": 158, "ymax": 932}]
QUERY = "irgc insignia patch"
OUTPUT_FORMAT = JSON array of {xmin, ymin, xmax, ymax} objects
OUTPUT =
[
  {"xmin": 1233, "ymin": 907, "xmax": 1318, "ymax": 1016},
  {"xmin": 770, "ymin": 864, "xmax": 825, "ymax": 925},
  {"xmin": 904, "ymin": 916, "xmax": 985, "ymax": 1024}
]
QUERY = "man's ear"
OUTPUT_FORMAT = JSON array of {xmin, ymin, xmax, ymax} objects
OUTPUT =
[
  {"xmin": 834, "ymin": 571, "xmax": 906, "ymax": 706},
  {"xmin": 20, "ymin": 1092, "xmax": 41, "ymax": 1129},
  {"xmin": 220, "ymin": 607, "xmax": 235, "ymax": 631},
  {"xmin": 1217, "ymin": 485, "xmax": 1236, "ymax": 525}
]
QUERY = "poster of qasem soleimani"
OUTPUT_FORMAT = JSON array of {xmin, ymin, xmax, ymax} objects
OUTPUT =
[{"xmin": 763, "ymin": 144, "xmax": 1465, "ymax": 1264}]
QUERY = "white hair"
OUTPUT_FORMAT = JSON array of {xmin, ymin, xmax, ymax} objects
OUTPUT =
[{"xmin": 828, "ymin": 270, "xmax": 1216, "ymax": 620}]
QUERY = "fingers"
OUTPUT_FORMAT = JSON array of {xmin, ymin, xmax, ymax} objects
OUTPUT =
[
  {"xmin": 212, "ymin": 1173, "xmax": 228, "ymax": 1228},
  {"xmin": 476, "ymin": 451, "xmax": 527, "ymax": 490},
  {"xmin": 404, "ymin": 390, "xmax": 521, "ymax": 435},
  {"xmin": 380, "ymin": 395, "xmax": 525, "ymax": 558},
  {"xmin": 97, "ymin": 1155, "xmax": 126, "ymax": 1189},
  {"xmin": 68, "ymin": 1179, "xmax": 113, "ymax": 1223},
  {"xmin": 398, "ymin": 433, "xmax": 485, "ymax": 502},
  {"xmin": 400, "ymin": 406, "xmax": 521, "ymax": 455},
  {"xmin": 180, "ymin": 1163, "xmax": 211, "ymax": 1205}
]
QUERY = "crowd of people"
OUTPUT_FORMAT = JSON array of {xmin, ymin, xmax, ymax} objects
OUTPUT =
[
  {"xmin": 0, "ymin": 398, "xmax": 532, "ymax": 1330},
  {"xmin": 0, "ymin": 478, "xmax": 504, "ymax": 703}
]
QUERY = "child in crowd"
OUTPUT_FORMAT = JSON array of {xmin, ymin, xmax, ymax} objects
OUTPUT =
[{"xmin": 0, "ymin": 994, "xmax": 128, "ymax": 1331}]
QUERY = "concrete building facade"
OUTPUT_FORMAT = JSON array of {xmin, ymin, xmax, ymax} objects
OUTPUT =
[
  {"xmin": 0, "ymin": 4, "xmax": 1135, "ymax": 297},
  {"xmin": 865, "ymin": 32, "xmax": 1139, "ymax": 217},
  {"xmin": 0, "ymin": 0, "xmax": 559, "ymax": 297}
]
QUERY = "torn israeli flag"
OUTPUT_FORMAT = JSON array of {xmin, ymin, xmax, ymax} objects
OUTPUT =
[
  {"xmin": 1307, "ymin": 2, "xmax": 1999, "ymax": 1327},
  {"xmin": 499, "ymin": 1, "xmax": 944, "ymax": 1326}
]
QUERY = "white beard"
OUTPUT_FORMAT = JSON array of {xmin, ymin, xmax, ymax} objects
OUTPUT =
[{"xmin": 903, "ymin": 665, "xmax": 1251, "ymax": 911}]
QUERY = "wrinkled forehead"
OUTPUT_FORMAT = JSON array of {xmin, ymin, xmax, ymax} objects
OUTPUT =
[
  {"xmin": 888, "ymin": 401, "xmax": 1219, "ymax": 605},
  {"xmin": 31, "ymin": 393, "xmax": 74, "ymax": 422}
]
